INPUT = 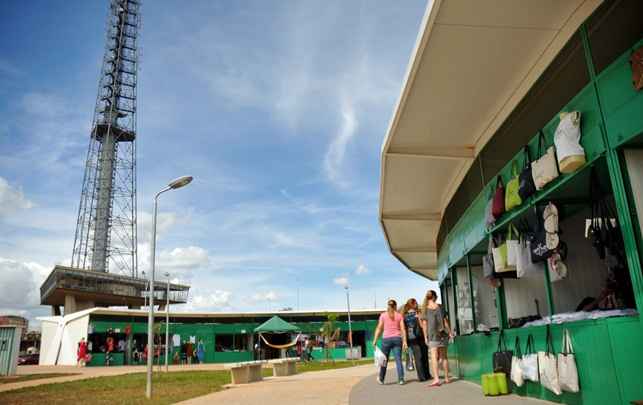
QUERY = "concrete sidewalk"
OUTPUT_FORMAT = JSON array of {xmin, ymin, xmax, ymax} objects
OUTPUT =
[
  {"xmin": 1, "ymin": 363, "xmax": 226, "ymax": 393},
  {"xmin": 178, "ymin": 364, "xmax": 375, "ymax": 405},
  {"xmin": 350, "ymin": 373, "xmax": 555, "ymax": 405}
]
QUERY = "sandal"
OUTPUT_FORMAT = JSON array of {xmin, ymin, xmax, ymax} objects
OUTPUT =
[{"xmin": 429, "ymin": 381, "xmax": 441, "ymax": 387}]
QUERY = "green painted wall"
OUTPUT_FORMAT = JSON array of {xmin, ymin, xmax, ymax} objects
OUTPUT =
[
  {"xmin": 434, "ymin": 27, "xmax": 643, "ymax": 405},
  {"xmin": 453, "ymin": 317, "xmax": 643, "ymax": 405},
  {"xmin": 87, "ymin": 318, "xmax": 378, "ymax": 365}
]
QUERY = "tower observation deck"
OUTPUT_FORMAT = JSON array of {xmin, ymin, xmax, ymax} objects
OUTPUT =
[{"xmin": 40, "ymin": 0, "xmax": 190, "ymax": 314}]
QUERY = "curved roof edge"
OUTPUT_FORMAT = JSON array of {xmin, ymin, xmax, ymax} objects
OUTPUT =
[{"xmin": 379, "ymin": 0, "xmax": 602, "ymax": 280}]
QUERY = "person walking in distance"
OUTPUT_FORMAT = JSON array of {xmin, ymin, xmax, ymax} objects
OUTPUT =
[
  {"xmin": 421, "ymin": 290, "xmax": 455, "ymax": 387},
  {"xmin": 402, "ymin": 298, "xmax": 431, "ymax": 382},
  {"xmin": 372, "ymin": 299, "xmax": 408, "ymax": 385},
  {"xmin": 77, "ymin": 337, "xmax": 88, "ymax": 367}
]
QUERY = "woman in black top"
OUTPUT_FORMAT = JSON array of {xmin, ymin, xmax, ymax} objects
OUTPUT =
[{"xmin": 402, "ymin": 298, "xmax": 431, "ymax": 382}]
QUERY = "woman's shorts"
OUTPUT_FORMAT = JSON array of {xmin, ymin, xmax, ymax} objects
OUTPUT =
[{"xmin": 429, "ymin": 338, "xmax": 448, "ymax": 348}]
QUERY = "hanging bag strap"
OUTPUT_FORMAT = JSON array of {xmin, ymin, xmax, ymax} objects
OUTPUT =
[
  {"xmin": 496, "ymin": 175, "xmax": 504, "ymax": 189},
  {"xmin": 525, "ymin": 334, "xmax": 533, "ymax": 354},
  {"xmin": 512, "ymin": 160, "xmax": 519, "ymax": 177},
  {"xmin": 538, "ymin": 130, "xmax": 545, "ymax": 157},
  {"xmin": 497, "ymin": 329, "xmax": 508, "ymax": 352},
  {"xmin": 514, "ymin": 336, "xmax": 522, "ymax": 358},
  {"xmin": 561, "ymin": 329, "xmax": 574, "ymax": 356},
  {"xmin": 546, "ymin": 325, "xmax": 555, "ymax": 355},
  {"xmin": 523, "ymin": 145, "xmax": 532, "ymax": 168}
]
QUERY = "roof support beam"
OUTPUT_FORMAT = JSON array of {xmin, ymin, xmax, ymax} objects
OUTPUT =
[
  {"xmin": 393, "ymin": 247, "xmax": 437, "ymax": 253},
  {"xmin": 382, "ymin": 211, "xmax": 441, "ymax": 221},
  {"xmin": 387, "ymin": 146, "xmax": 475, "ymax": 160}
]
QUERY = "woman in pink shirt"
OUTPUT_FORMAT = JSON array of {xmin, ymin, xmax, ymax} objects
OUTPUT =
[{"xmin": 372, "ymin": 299, "xmax": 408, "ymax": 385}]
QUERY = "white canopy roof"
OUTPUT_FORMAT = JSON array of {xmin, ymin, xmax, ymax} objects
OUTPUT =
[{"xmin": 379, "ymin": 0, "xmax": 602, "ymax": 279}]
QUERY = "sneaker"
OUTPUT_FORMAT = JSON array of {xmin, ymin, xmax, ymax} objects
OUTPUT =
[
  {"xmin": 399, "ymin": 380, "xmax": 405, "ymax": 385},
  {"xmin": 377, "ymin": 377, "xmax": 384, "ymax": 385}
]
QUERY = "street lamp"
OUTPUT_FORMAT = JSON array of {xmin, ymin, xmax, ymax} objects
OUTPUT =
[
  {"xmin": 344, "ymin": 285, "xmax": 354, "ymax": 364},
  {"xmin": 141, "ymin": 271, "xmax": 147, "ymax": 308},
  {"xmin": 146, "ymin": 175, "xmax": 193, "ymax": 399},
  {"xmin": 164, "ymin": 272, "xmax": 170, "ymax": 372}
]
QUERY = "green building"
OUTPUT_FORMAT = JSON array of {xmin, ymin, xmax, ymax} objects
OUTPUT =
[
  {"xmin": 379, "ymin": 0, "xmax": 643, "ymax": 404},
  {"xmin": 38, "ymin": 308, "xmax": 380, "ymax": 367}
]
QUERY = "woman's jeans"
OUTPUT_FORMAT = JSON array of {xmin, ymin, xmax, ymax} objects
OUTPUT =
[{"xmin": 379, "ymin": 337, "xmax": 404, "ymax": 382}]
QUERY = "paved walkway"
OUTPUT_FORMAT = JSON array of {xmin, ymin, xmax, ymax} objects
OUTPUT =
[
  {"xmin": 178, "ymin": 365, "xmax": 375, "ymax": 405},
  {"xmin": 1, "ymin": 363, "xmax": 225, "ymax": 393},
  {"xmin": 350, "ymin": 372, "xmax": 555, "ymax": 405}
]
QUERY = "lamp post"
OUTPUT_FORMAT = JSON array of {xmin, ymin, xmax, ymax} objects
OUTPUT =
[
  {"xmin": 146, "ymin": 175, "xmax": 193, "ymax": 399},
  {"xmin": 344, "ymin": 285, "xmax": 354, "ymax": 364},
  {"xmin": 164, "ymin": 272, "xmax": 170, "ymax": 372},
  {"xmin": 141, "ymin": 271, "xmax": 147, "ymax": 308}
]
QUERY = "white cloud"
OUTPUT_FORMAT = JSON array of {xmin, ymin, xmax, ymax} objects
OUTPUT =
[
  {"xmin": 187, "ymin": 290, "xmax": 232, "ymax": 310},
  {"xmin": 333, "ymin": 276, "xmax": 349, "ymax": 288},
  {"xmin": 138, "ymin": 211, "xmax": 182, "ymax": 244},
  {"xmin": 355, "ymin": 263, "xmax": 369, "ymax": 275},
  {"xmin": 252, "ymin": 290, "xmax": 279, "ymax": 302},
  {"xmin": 323, "ymin": 93, "xmax": 358, "ymax": 189},
  {"xmin": 158, "ymin": 246, "xmax": 209, "ymax": 272},
  {"xmin": 0, "ymin": 177, "xmax": 34, "ymax": 216},
  {"xmin": 0, "ymin": 257, "xmax": 48, "ymax": 311}
]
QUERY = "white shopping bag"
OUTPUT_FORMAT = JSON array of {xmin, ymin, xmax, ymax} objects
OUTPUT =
[
  {"xmin": 511, "ymin": 356, "xmax": 524, "ymax": 387},
  {"xmin": 538, "ymin": 327, "xmax": 561, "ymax": 395},
  {"xmin": 374, "ymin": 346, "xmax": 387, "ymax": 369},
  {"xmin": 557, "ymin": 330, "xmax": 579, "ymax": 393},
  {"xmin": 520, "ymin": 334, "xmax": 539, "ymax": 382}
]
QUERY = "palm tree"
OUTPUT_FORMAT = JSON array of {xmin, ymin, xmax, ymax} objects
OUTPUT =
[{"xmin": 321, "ymin": 314, "xmax": 339, "ymax": 363}]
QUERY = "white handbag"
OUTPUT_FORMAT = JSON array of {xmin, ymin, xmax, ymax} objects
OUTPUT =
[
  {"xmin": 554, "ymin": 111, "xmax": 586, "ymax": 174},
  {"xmin": 506, "ymin": 224, "xmax": 520, "ymax": 267},
  {"xmin": 516, "ymin": 238, "xmax": 544, "ymax": 278},
  {"xmin": 520, "ymin": 334, "xmax": 539, "ymax": 382},
  {"xmin": 532, "ymin": 131, "xmax": 559, "ymax": 190},
  {"xmin": 511, "ymin": 337, "xmax": 524, "ymax": 387},
  {"xmin": 538, "ymin": 327, "xmax": 562, "ymax": 395},
  {"xmin": 547, "ymin": 252, "xmax": 568, "ymax": 282},
  {"xmin": 557, "ymin": 329, "xmax": 579, "ymax": 393}
]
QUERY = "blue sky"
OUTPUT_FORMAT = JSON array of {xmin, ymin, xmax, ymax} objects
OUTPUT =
[{"xmin": 0, "ymin": 0, "xmax": 437, "ymax": 326}]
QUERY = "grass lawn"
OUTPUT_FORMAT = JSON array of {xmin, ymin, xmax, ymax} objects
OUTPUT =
[
  {"xmin": 0, "ymin": 360, "xmax": 370, "ymax": 405},
  {"xmin": 0, "ymin": 374, "xmax": 78, "ymax": 385}
]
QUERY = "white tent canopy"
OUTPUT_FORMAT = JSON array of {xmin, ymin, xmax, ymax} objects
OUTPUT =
[{"xmin": 379, "ymin": 0, "xmax": 602, "ymax": 280}]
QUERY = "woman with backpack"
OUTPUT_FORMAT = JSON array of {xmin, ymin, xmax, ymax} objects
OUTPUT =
[
  {"xmin": 372, "ymin": 299, "xmax": 408, "ymax": 385},
  {"xmin": 421, "ymin": 290, "xmax": 454, "ymax": 387},
  {"xmin": 402, "ymin": 298, "xmax": 431, "ymax": 382}
]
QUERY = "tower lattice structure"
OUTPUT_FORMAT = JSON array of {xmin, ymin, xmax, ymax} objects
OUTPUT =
[{"xmin": 71, "ymin": 0, "xmax": 140, "ymax": 277}]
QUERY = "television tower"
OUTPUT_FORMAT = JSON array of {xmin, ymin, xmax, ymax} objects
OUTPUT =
[
  {"xmin": 41, "ymin": 0, "xmax": 190, "ymax": 319},
  {"xmin": 71, "ymin": 0, "xmax": 140, "ymax": 276}
]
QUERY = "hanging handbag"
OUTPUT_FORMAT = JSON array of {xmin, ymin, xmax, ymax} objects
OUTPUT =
[
  {"xmin": 483, "ymin": 237, "xmax": 496, "ymax": 279},
  {"xmin": 492, "ymin": 330, "xmax": 513, "ymax": 375},
  {"xmin": 554, "ymin": 111, "xmax": 586, "ymax": 174},
  {"xmin": 492, "ymin": 176, "xmax": 505, "ymax": 219},
  {"xmin": 530, "ymin": 206, "xmax": 551, "ymax": 263},
  {"xmin": 538, "ymin": 325, "xmax": 562, "ymax": 395},
  {"xmin": 518, "ymin": 145, "xmax": 536, "ymax": 200},
  {"xmin": 506, "ymin": 224, "xmax": 520, "ymax": 267},
  {"xmin": 543, "ymin": 202, "xmax": 560, "ymax": 251},
  {"xmin": 511, "ymin": 336, "xmax": 524, "ymax": 387},
  {"xmin": 505, "ymin": 160, "xmax": 522, "ymax": 211},
  {"xmin": 631, "ymin": 45, "xmax": 643, "ymax": 91},
  {"xmin": 492, "ymin": 235, "xmax": 509, "ymax": 273},
  {"xmin": 547, "ymin": 251, "xmax": 568, "ymax": 282},
  {"xmin": 557, "ymin": 329, "xmax": 579, "ymax": 393},
  {"xmin": 520, "ymin": 334, "xmax": 539, "ymax": 382},
  {"xmin": 531, "ymin": 131, "xmax": 559, "ymax": 190},
  {"xmin": 516, "ymin": 236, "xmax": 544, "ymax": 278}
]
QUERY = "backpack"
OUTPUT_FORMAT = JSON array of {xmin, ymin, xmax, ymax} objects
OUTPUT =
[{"xmin": 405, "ymin": 312, "xmax": 420, "ymax": 340}]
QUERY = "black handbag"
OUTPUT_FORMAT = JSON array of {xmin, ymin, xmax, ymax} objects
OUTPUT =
[
  {"xmin": 529, "ymin": 206, "xmax": 551, "ymax": 263},
  {"xmin": 493, "ymin": 329, "xmax": 513, "ymax": 375},
  {"xmin": 518, "ymin": 145, "xmax": 536, "ymax": 201}
]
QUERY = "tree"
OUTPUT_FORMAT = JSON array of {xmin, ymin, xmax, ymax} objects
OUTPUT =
[{"xmin": 321, "ymin": 313, "xmax": 340, "ymax": 363}]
